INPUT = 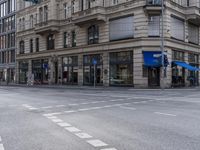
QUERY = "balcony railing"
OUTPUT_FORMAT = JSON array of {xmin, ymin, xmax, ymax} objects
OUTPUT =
[
  {"xmin": 72, "ymin": 6, "xmax": 106, "ymax": 26},
  {"xmin": 186, "ymin": 6, "xmax": 200, "ymax": 25},
  {"xmin": 35, "ymin": 20, "xmax": 60, "ymax": 34}
]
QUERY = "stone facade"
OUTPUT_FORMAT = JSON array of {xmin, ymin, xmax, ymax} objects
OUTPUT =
[{"xmin": 16, "ymin": 0, "xmax": 200, "ymax": 87}]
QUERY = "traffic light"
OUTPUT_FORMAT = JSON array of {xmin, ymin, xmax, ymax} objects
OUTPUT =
[{"xmin": 164, "ymin": 54, "xmax": 169, "ymax": 67}]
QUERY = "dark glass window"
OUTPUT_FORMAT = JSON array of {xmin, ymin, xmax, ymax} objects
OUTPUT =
[
  {"xmin": 62, "ymin": 56, "xmax": 78, "ymax": 84},
  {"xmin": 30, "ymin": 39, "xmax": 33, "ymax": 53},
  {"xmin": 172, "ymin": 51, "xmax": 184, "ymax": 61},
  {"xmin": 72, "ymin": 30, "xmax": 76, "ymax": 47},
  {"xmin": 63, "ymin": 32, "xmax": 68, "ymax": 48},
  {"xmin": 109, "ymin": 51, "xmax": 133, "ymax": 86},
  {"xmin": 36, "ymin": 38, "xmax": 39, "ymax": 52},
  {"xmin": 11, "ymin": 50, "xmax": 15, "ymax": 63},
  {"xmin": 88, "ymin": 25, "xmax": 99, "ymax": 45},
  {"xmin": 19, "ymin": 40, "xmax": 25, "ymax": 54},
  {"xmin": 47, "ymin": 34, "xmax": 55, "ymax": 50}
]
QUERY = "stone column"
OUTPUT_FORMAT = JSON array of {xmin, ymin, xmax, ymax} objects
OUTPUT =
[
  {"xmin": 48, "ymin": 58, "xmax": 53, "ymax": 85},
  {"xmin": 185, "ymin": 52, "xmax": 190, "ymax": 87},
  {"xmin": 78, "ymin": 54, "xmax": 83, "ymax": 86},
  {"xmin": 28, "ymin": 59, "xmax": 32, "ymax": 76},
  {"xmin": 58, "ymin": 57, "xmax": 62, "ymax": 85},
  {"xmin": 103, "ymin": 52, "xmax": 109, "ymax": 86},
  {"xmin": 133, "ymin": 48, "xmax": 148, "ymax": 88},
  {"xmin": 15, "ymin": 61, "xmax": 19, "ymax": 84}
]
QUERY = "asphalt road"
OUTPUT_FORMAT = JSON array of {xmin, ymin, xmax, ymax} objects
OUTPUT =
[{"xmin": 0, "ymin": 86, "xmax": 200, "ymax": 150}]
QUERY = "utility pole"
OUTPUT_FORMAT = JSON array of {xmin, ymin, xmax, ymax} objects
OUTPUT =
[{"xmin": 161, "ymin": 0, "xmax": 165, "ymax": 89}]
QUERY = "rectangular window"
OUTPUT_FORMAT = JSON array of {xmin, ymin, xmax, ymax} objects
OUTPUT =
[
  {"xmin": 72, "ymin": 30, "xmax": 76, "ymax": 47},
  {"xmin": 11, "ymin": 50, "xmax": 15, "ymax": 63},
  {"xmin": 44, "ymin": 6, "xmax": 48, "ymax": 22},
  {"xmin": 64, "ymin": 3, "xmax": 67, "ymax": 19},
  {"xmin": 171, "ymin": 16, "xmax": 184, "ymax": 41},
  {"xmin": 148, "ymin": 15, "xmax": 160, "ymax": 36},
  {"xmin": 109, "ymin": 51, "xmax": 133, "ymax": 85},
  {"xmin": 172, "ymin": 50, "xmax": 184, "ymax": 61},
  {"xmin": 39, "ymin": 7, "xmax": 43, "ymax": 23},
  {"xmin": 188, "ymin": 23, "xmax": 199, "ymax": 44},
  {"xmin": 63, "ymin": 32, "xmax": 68, "ymax": 48},
  {"xmin": 62, "ymin": 56, "xmax": 78, "ymax": 84},
  {"xmin": 30, "ymin": 39, "xmax": 33, "ymax": 53},
  {"xmin": 188, "ymin": 53, "xmax": 199, "ymax": 64},
  {"xmin": 36, "ymin": 38, "xmax": 39, "ymax": 52},
  {"xmin": 109, "ymin": 16, "xmax": 134, "ymax": 41}
]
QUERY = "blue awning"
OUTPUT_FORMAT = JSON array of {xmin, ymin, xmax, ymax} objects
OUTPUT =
[
  {"xmin": 173, "ymin": 61, "xmax": 200, "ymax": 71},
  {"xmin": 143, "ymin": 51, "xmax": 162, "ymax": 67}
]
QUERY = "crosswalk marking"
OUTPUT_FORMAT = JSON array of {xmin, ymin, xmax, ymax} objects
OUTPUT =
[{"xmin": 87, "ymin": 139, "xmax": 108, "ymax": 147}]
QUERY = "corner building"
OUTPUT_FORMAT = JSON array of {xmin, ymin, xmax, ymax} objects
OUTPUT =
[
  {"xmin": 16, "ymin": 0, "xmax": 200, "ymax": 88},
  {"xmin": 0, "ymin": 0, "xmax": 16, "ymax": 84}
]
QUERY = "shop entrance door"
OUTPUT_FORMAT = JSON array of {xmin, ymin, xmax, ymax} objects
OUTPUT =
[{"xmin": 148, "ymin": 67, "xmax": 160, "ymax": 87}]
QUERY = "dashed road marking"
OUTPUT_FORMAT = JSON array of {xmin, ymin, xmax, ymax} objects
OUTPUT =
[
  {"xmin": 154, "ymin": 112, "xmax": 177, "ymax": 117},
  {"xmin": 65, "ymin": 127, "xmax": 81, "ymax": 132},
  {"xmin": 0, "ymin": 136, "xmax": 4, "ymax": 150},
  {"xmin": 46, "ymin": 116, "xmax": 57, "ymax": 119},
  {"xmin": 120, "ymin": 106, "xmax": 136, "ymax": 111},
  {"xmin": 0, "ymin": 144, "xmax": 4, "ymax": 150},
  {"xmin": 43, "ymin": 100, "xmax": 156, "ymax": 116},
  {"xmin": 87, "ymin": 139, "xmax": 108, "ymax": 147},
  {"xmin": 75, "ymin": 133, "xmax": 93, "ymax": 139},
  {"xmin": 51, "ymin": 119, "xmax": 63, "ymax": 123},
  {"xmin": 57, "ymin": 122, "xmax": 71, "ymax": 127}
]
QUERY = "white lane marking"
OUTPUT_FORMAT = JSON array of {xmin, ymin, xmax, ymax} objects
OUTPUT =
[
  {"xmin": 65, "ymin": 127, "xmax": 81, "ymax": 133},
  {"xmin": 45, "ymin": 100, "xmax": 157, "ymax": 116},
  {"xmin": 22, "ymin": 104, "xmax": 38, "ymax": 110},
  {"xmin": 43, "ymin": 112, "xmax": 62, "ymax": 117},
  {"xmin": 0, "ymin": 144, "xmax": 4, "ymax": 150},
  {"xmin": 101, "ymin": 148, "xmax": 118, "ymax": 150},
  {"xmin": 46, "ymin": 116, "xmax": 57, "ymax": 119},
  {"xmin": 28, "ymin": 107, "xmax": 38, "ymax": 110},
  {"xmin": 120, "ymin": 106, "xmax": 136, "ymax": 110},
  {"xmin": 0, "ymin": 136, "xmax": 1, "ymax": 142},
  {"xmin": 57, "ymin": 122, "xmax": 71, "ymax": 127},
  {"xmin": 68, "ymin": 99, "xmax": 125, "ymax": 106},
  {"xmin": 64, "ymin": 110, "xmax": 76, "ymax": 113},
  {"xmin": 51, "ymin": 119, "xmax": 63, "ymax": 123},
  {"xmin": 41, "ymin": 106, "xmax": 53, "ymax": 109},
  {"xmin": 154, "ymin": 112, "xmax": 177, "ymax": 117},
  {"xmin": 75, "ymin": 133, "xmax": 93, "ymax": 139},
  {"xmin": 87, "ymin": 139, "xmax": 108, "ymax": 147}
]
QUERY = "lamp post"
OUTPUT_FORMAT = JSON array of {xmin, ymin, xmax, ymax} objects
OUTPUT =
[{"xmin": 161, "ymin": 0, "xmax": 165, "ymax": 89}]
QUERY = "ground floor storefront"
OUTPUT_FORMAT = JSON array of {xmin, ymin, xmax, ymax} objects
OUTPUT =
[
  {"xmin": 16, "ymin": 48, "xmax": 200, "ymax": 88},
  {"xmin": 0, "ymin": 65, "xmax": 16, "ymax": 85}
]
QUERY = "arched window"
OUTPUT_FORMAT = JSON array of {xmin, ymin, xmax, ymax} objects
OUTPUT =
[
  {"xmin": 88, "ymin": 25, "xmax": 99, "ymax": 45},
  {"xmin": 19, "ymin": 40, "xmax": 25, "ymax": 54}
]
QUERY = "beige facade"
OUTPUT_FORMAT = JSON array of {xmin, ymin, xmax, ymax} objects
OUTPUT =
[{"xmin": 16, "ymin": 0, "xmax": 200, "ymax": 87}]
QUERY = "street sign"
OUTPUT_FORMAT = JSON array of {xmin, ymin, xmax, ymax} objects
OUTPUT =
[{"xmin": 92, "ymin": 59, "xmax": 97, "ymax": 65}]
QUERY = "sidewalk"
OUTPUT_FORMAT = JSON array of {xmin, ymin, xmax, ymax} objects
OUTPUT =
[{"xmin": 0, "ymin": 83, "xmax": 199, "ymax": 91}]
